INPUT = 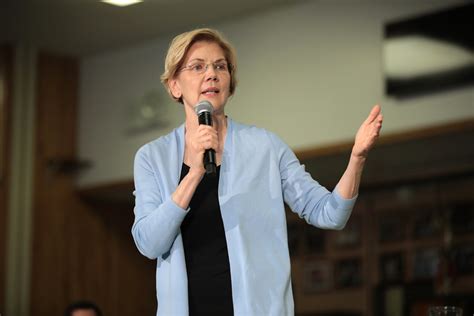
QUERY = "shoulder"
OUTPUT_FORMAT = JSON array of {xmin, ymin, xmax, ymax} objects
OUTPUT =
[
  {"xmin": 230, "ymin": 119, "xmax": 281, "ymax": 143},
  {"xmin": 134, "ymin": 125, "xmax": 183, "ymax": 162},
  {"xmin": 230, "ymin": 118, "xmax": 288, "ymax": 150}
]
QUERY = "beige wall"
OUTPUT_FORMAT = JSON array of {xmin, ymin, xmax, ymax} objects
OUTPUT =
[{"xmin": 78, "ymin": 0, "xmax": 473, "ymax": 187}]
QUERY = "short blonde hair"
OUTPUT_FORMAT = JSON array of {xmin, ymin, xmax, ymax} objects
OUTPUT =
[{"xmin": 160, "ymin": 28, "xmax": 238, "ymax": 103}]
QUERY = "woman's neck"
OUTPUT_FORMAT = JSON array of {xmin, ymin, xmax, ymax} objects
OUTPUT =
[
  {"xmin": 184, "ymin": 108, "xmax": 227, "ymax": 134},
  {"xmin": 185, "ymin": 110, "xmax": 227, "ymax": 157}
]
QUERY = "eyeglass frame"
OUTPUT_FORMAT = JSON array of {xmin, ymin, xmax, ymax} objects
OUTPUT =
[{"xmin": 179, "ymin": 59, "xmax": 233, "ymax": 75}]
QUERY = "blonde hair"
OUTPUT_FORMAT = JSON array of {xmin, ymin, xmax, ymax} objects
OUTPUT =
[{"xmin": 160, "ymin": 28, "xmax": 238, "ymax": 103}]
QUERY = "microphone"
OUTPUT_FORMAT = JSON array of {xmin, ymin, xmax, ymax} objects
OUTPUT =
[{"xmin": 194, "ymin": 100, "xmax": 217, "ymax": 175}]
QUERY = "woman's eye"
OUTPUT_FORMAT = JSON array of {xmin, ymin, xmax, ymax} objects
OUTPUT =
[
  {"xmin": 216, "ymin": 63, "xmax": 227, "ymax": 70},
  {"xmin": 192, "ymin": 64, "xmax": 204, "ymax": 71}
]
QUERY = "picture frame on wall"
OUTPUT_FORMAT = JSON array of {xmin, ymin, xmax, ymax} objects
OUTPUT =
[
  {"xmin": 412, "ymin": 209, "xmax": 442, "ymax": 240},
  {"xmin": 334, "ymin": 258, "xmax": 363, "ymax": 288},
  {"xmin": 331, "ymin": 215, "xmax": 361, "ymax": 249},
  {"xmin": 380, "ymin": 252, "xmax": 404, "ymax": 283},
  {"xmin": 378, "ymin": 213, "xmax": 406, "ymax": 243},
  {"xmin": 302, "ymin": 259, "xmax": 333, "ymax": 294},
  {"xmin": 412, "ymin": 248, "xmax": 440, "ymax": 280},
  {"xmin": 452, "ymin": 244, "xmax": 474, "ymax": 276}
]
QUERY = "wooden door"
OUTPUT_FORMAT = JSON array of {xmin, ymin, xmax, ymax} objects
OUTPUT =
[{"xmin": 30, "ymin": 53, "xmax": 156, "ymax": 315}]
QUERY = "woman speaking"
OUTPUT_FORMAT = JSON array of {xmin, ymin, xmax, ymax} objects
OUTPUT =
[{"xmin": 132, "ymin": 28, "xmax": 383, "ymax": 316}]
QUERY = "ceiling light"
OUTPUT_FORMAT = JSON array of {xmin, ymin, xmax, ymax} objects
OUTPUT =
[{"xmin": 101, "ymin": 0, "xmax": 143, "ymax": 7}]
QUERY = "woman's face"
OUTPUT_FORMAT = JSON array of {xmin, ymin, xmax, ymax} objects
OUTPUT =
[{"xmin": 170, "ymin": 41, "xmax": 231, "ymax": 115}]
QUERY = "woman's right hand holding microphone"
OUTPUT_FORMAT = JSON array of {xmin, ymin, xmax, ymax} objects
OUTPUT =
[{"xmin": 185, "ymin": 124, "xmax": 219, "ymax": 177}]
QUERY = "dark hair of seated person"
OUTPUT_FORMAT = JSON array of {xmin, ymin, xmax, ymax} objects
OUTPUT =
[{"xmin": 64, "ymin": 300, "xmax": 102, "ymax": 316}]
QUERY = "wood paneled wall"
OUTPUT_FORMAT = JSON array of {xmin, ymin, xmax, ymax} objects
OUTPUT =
[
  {"xmin": 30, "ymin": 53, "xmax": 155, "ymax": 315},
  {"xmin": 0, "ymin": 44, "xmax": 13, "ymax": 313}
]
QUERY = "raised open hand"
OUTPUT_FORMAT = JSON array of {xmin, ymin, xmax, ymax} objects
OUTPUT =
[{"xmin": 352, "ymin": 104, "xmax": 383, "ymax": 159}]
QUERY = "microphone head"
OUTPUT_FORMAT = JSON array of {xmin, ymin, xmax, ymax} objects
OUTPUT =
[{"xmin": 194, "ymin": 100, "xmax": 214, "ymax": 116}]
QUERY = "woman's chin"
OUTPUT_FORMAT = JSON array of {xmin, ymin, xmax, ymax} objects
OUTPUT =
[
  {"xmin": 184, "ymin": 96, "xmax": 227, "ymax": 114},
  {"xmin": 200, "ymin": 98, "xmax": 227, "ymax": 111}
]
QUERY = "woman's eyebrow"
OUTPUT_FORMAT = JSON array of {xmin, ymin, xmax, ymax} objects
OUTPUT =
[
  {"xmin": 187, "ymin": 57, "xmax": 226, "ymax": 63},
  {"xmin": 187, "ymin": 58, "xmax": 205, "ymax": 63}
]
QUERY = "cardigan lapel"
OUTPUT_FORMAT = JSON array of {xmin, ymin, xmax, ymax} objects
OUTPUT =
[{"xmin": 170, "ymin": 123, "xmax": 186, "ymax": 191}]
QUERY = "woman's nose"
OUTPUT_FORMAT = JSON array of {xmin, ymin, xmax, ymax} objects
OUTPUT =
[{"xmin": 205, "ymin": 66, "xmax": 219, "ymax": 81}]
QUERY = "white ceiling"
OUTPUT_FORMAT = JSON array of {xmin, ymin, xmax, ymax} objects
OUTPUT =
[{"xmin": 2, "ymin": 0, "xmax": 305, "ymax": 57}]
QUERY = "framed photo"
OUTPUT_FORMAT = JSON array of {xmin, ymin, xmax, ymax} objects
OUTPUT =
[
  {"xmin": 380, "ymin": 252, "xmax": 404, "ymax": 283},
  {"xmin": 334, "ymin": 258, "xmax": 363, "ymax": 288},
  {"xmin": 378, "ymin": 213, "xmax": 406, "ymax": 243},
  {"xmin": 452, "ymin": 244, "xmax": 474, "ymax": 276},
  {"xmin": 412, "ymin": 210, "xmax": 442, "ymax": 240},
  {"xmin": 332, "ymin": 216, "xmax": 361, "ymax": 248},
  {"xmin": 302, "ymin": 259, "xmax": 333, "ymax": 294},
  {"xmin": 412, "ymin": 248, "xmax": 440, "ymax": 280},
  {"xmin": 304, "ymin": 226, "xmax": 326, "ymax": 255}
]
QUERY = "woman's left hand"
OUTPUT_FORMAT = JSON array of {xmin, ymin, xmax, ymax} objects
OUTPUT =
[{"xmin": 352, "ymin": 104, "xmax": 383, "ymax": 159}]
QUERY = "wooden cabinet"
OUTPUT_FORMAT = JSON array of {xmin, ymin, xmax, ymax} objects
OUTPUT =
[
  {"xmin": 289, "ymin": 121, "xmax": 474, "ymax": 316},
  {"xmin": 289, "ymin": 176, "xmax": 474, "ymax": 316}
]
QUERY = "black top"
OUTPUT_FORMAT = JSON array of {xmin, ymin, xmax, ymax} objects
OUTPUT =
[{"xmin": 179, "ymin": 164, "xmax": 234, "ymax": 316}]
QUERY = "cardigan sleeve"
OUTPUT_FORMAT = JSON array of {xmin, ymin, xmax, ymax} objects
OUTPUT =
[
  {"xmin": 131, "ymin": 145, "xmax": 188, "ymax": 260},
  {"xmin": 268, "ymin": 132, "xmax": 357, "ymax": 230}
]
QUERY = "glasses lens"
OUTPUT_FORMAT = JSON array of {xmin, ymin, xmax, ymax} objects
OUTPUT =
[
  {"xmin": 214, "ymin": 62, "xmax": 228, "ymax": 71},
  {"xmin": 184, "ymin": 61, "xmax": 230, "ymax": 74},
  {"xmin": 189, "ymin": 62, "xmax": 206, "ymax": 73}
]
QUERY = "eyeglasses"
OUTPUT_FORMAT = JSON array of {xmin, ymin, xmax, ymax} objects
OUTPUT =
[{"xmin": 180, "ymin": 61, "xmax": 231, "ymax": 75}]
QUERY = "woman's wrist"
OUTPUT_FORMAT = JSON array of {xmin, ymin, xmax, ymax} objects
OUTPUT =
[
  {"xmin": 172, "ymin": 166, "xmax": 204, "ymax": 210},
  {"xmin": 350, "ymin": 147, "xmax": 368, "ymax": 163},
  {"xmin": 349, "ymin": 150, "xmax": 367, "ymax": 175},
  {"xmin": 188, "ymin": 166, "xmax": 206, "ymax": 179}
]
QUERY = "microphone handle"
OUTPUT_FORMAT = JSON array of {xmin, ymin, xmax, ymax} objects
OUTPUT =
[
  {"xmin": 198, "ymin": 112, "xmax": 217, "ymax": 175},
  {"xmin": 204, "ymin": 149, "xmax": 217, "ymax": 175}
]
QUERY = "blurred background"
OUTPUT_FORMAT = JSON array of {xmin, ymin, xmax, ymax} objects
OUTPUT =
[{"xmin": 0, "ymin": 0, "xmax": 473, "ymax": 315}]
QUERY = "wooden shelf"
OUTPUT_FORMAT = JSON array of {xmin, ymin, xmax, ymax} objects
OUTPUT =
[{"xmin": 289, "ymin": 174, "xmax": 474, "ymax": 316}]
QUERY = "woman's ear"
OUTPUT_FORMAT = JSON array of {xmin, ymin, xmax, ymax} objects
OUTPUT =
[{"xmin": 169, "ymin": 79, "xmax": 182, "ymax": 99}]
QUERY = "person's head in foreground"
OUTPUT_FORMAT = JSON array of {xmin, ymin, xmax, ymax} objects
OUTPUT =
[{"xmin": 64, "ymin": 301, "xmax": 102, "ymax": 316}]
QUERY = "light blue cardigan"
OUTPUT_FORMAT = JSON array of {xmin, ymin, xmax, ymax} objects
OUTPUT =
[{"xmin": 132, "ymin": 117, "xmax": 357, "ymax": 316}]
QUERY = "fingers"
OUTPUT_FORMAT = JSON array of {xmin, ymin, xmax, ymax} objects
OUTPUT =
[
  {"xmin": 197, "ymin": 125, "xmax": 219, "ymax": 150},
  {"xmin": 197, "ymin": 125, "xmax": 216, "ymax": 134},
  {"xmin": 377, "ymin": 111, "xmax": 383, "ymax": 123},
  {"xmin": 375, "ymin": 113, "xmax": 383, "ymax": 133},
  {"xmin": 365, "ymin": 104, "xmax": 381, "ymax": 124},
  {"xmin": 353, "ymin": 106, "xmax": 383, "ymax": 158},
  {"xmin": 370, "ymin": 115, "xmax": 382, "ymax": 136}
]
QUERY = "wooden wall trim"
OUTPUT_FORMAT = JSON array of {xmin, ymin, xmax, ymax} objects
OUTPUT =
[
  {"xmin": 0, "ymin": 43, "xmax": 14, "ymax": 313},
  {"xmin": 295, "ymin": 118, "xmax": 474, "ymax": 161}
]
